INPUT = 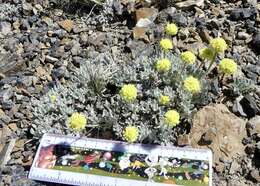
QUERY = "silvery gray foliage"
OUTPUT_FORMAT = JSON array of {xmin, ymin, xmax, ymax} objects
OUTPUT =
[
  {"xmin": 72, "ymin": 52, "xmax": 118, "ymax": 95},
  {"xmin": 32, "ymin": 46, "xmax": 208, "ymax": 144},
  {"xmin": 0, "ymin": 3, "xmax": 19, "ymax": 21},
  {"xmin": 229, "ymin": 78, "xmax": 256, "ymax": 96}
]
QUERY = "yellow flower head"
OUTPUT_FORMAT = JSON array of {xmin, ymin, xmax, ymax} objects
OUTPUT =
[
  {"xmin": 160, "ymin": 38, "xmax": 173, "ymax": 51},
  {"xmin": 165, "ymin": 23, "xmax": 178, "ymax": 36},
  {"xmin": 184, "ymin": 76, "xmax": 201, "ymax": 94},
  {"xmin": 120, "ymin": 84, "xmax": 137, "ymax": 103},
  {"xmin": 181, "ymin": 51, "xmax": 196, "ymax": 65},
  {"xmin": 123, "ymin": 126, "xmax": 139, "ymax": 142},
  {"xmin": 50, "ymin": 95, "xmax": 57, "ymax": 103},
  {"xmin": 155, "ymin": 58, "xmax": 171, "ymax": 72},
  {"xmin": 68, "ymin": 112, "xmax": 87, "ymax": 131},
  {"xmin": 203, "ymin": 176, "xmax": 209, "ymax": 184},
  {"xmin": 159, "ymin": 95, "xmax": 170, "ymax": 105},
  {"xmin": 164, "ymin": 110, "xmax": 180, "ymax": 127},
  {"xmin": 199, "ymin": 48, "xmax": 215, "ymax": 61},
  {"xmin": 219, "ymin": 58, "xmax": 237, "ymax": 75},
  {"xmin": 210, "ymin": 38, "xmax": 227, "ymax": 53}
]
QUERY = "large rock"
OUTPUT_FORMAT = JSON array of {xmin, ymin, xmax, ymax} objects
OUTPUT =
[{"xmin": 189, "ymin": 104, "xmax": 246, "ymax": 166}]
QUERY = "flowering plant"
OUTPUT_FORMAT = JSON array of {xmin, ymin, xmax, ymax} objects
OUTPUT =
[{"xmin": 31, "ymin": 23, "xmax": 249, "ymax": 145}]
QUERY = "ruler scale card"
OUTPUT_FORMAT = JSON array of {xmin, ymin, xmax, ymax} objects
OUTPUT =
[{"xmin": 29, "ymin": 133, "xmax": 212, "ymax": 186}]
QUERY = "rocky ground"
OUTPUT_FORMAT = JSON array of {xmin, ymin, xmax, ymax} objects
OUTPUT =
[{"xmin": 0, "ymin": 0, "xmax": 259, "ymax": 185}]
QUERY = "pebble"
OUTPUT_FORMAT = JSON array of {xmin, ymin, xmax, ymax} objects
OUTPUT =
[
  {"xmin": 230, "ymin": 8, "xmax": 257, "ymax": 21},
  {"xmin": 58, "ymin": 19, "xmax": 74, "ymax": 32},
  {"xmin": 237, "ymin": 32, "xmax": 251, "ymax": 40},
  {"xmin": 0, "ymin": 22, "xmax": 12, "ymax": 35},
  {"xmin": 251, "ymin": 33, "xmax": 260, "ymax": 53},
  {"xmin": 171, "ymin": 13, "xmax": 188, "ymax": 27}
]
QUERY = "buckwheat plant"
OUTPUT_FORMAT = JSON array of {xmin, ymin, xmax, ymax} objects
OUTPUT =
[{"xmin": 31, "ymin": 24, "xmax": 240, "ymax": 145}]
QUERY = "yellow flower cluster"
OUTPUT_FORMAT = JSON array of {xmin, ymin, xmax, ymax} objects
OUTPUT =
[
  {"xmin": 184, "ymin": 76, "xmax": 201, "ymax": 94},
  {"xmin": 68, "ymin": 112, "xmax": 87, "ymax": 131},
  {"xmin": 199, "ymin": 48, "xmax": 215, "ymax": 61},
  {"xmin": 120, "ymin": 84, "xmax": 137, "ymax": 103},
  {"xmin": 210, "ymin": 38, "xmax": 227, "ymax": 53},
  {"xmin": 155, "ymin": 58, "xmax": 171, "ymax": 72},
  {"xmin": 219, "ymin": 58, "xmax": 237, "ymax": 75},
  {"xmin": 165, "ymin": 23, "xmax": 178, "ymax": 36},
  {"xmin": 123, "ymin": 126, "xmax": 139, "ymax": 142},
  {"xmin": 181, "ymin": 51, "xmax": 196, "ymax": 65},
  {"xmin": 159, "ymin": 95, "xmax": 170, "ymax": 105},
  {"xmin": 164, "ymin": 110, "xmax": 180, "ymax": 127},
  {"xmin": 160, "ymin": 38, "xmax": 173, "ymax": 51}
]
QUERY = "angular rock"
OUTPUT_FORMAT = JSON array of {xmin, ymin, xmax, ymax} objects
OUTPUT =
[
  {"xmin": 0, "ymin": 22, "xmax": 12, "ymax": 35},
  {"xmin": 175, "ymin": 0, "xmax": 204, "ymax": 9},
  {"xmin": 239, "ymin": 95, "xmax": 260, "ymax": 118},
  {"xmin": 233, "ymin": 96, "xmax": 247, "ymax": 117},
  {"xmin": 230, "ymin": 8, "xmax": 257, "ymax": 21},
  {"xmin": 251, "ymin": 33, "xmax": 260, "ymax": 53},
  {"xmin": 135, "ymin": 8, "xmax": 158, "ymax": 23},
  {"xmin": 246, "ymin": 116, "xmax": 260, "ymax": 136},
  {"xmin": 250, "ymin": 169, "xmax": 260, "ymax": 183},
  {"xmin": 45, "ymin": 55, "xmax": 59, "ymax": 63},
  {"xmin": 189, "ymin": 104, "xmax": 246, "ymax": 166},
  {"xmin": 171, "ymin": 13, "xmax": 188, "ymax": 27},
  {"xmin": 58, "ymin": 19, "xmax": 74, "ymax": 32},
  {"xmin": 133, "ymin": 27, "xmax": 149, "ymax": 42}
]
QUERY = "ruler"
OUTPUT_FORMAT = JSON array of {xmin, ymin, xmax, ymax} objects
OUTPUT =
[{"xmin": 29, "ymin": 133, "xmax": 212, "ymax": 186}]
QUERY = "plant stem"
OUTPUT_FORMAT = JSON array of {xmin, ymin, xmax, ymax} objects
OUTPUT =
[
  {"xmin": 204, "ymin": 51, "xmax": 217, "ymax": 76},
  {"xmin": 180, "ymin": 63, "xmax": 187, "ymax": 75}
]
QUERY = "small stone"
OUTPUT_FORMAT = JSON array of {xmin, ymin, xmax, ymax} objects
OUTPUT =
[
  {"xmin": 135, "ymin": 8, "xmax": 158, "ymax": 23},
  {"xmin": 246, "ymin": 115, "xmax": 260, "ymax": 136},
  {"xmin": 233, "ymin": 96, "xmax": 247, "ymax": 117},
  {"xmin": 175, "ymin": 0, "xmax": 204, "ymax": 9},
  {"xmin": 237, "ymin": 32, "xmax": 251, "ymax": 40},
  {"xmin": 230, "ymin": 8, "xmax": 257, "ymax": 21},
  {"xmin": 171, "ymin": 13, "xmax": 188, "ymax": 27},
  {"xmin": 72, "ymin": 56, "xmax": 83, "ymax": 68},
  {"xmin": 178, "ymin": 28, "xmax": 190, "ymax": 40},
  {"xmin": 251, "ymin": 33, "xmax": 260, "ymax": 53},
  {"xmin": 239, "ymin": 95, "xmax": 260, "ymax": 118},
  {"xmin": 0, "ymin": 88, "xmax": 13, "ymax": 102},
  {"xmin": 0, "ymin": 22, "xmax": 12, "ymax": 35},
  {"xmin": 58, "ymin": 19, "xmax": 74, "ymax": 32},
  {"xmin": 136, "ymin": 18, "xmax": 153, "ymax": 28},
  {"xmin": 80, "ymin": 33, "xmax": 89, "ymax": 46},
  {"xmin": 8, "ymin": 123, "xmax": 17, "ymax": 132},
  {"xmin": 22, "ymin": 2, "xmax": 33, "ymax": 15},
  {"xmin": 113, "ymin": 1, "xmax": 123, "ymax": 15},
  {"xmin": 177, "ymin": 134, "xmax": 190, "ymax": 146},
  {"xmin": 133, "ymin": 27, "xmax": 149, "ymax": 42},
  {"xmin": 36, "ymin": 66, "xmax": 47, "ymax": 78},
  {"xmin": 229, "ymin": 161, "xmax": 240, "ymax": 174},
  {"xmin": 71, "ymin": 41, "xmax": 81, "ymax": 56},
  {"xmin": 88, "ymin": 32, "xmax": 106, "ymax": 47},
  {"xmin": 42, "ymin": 16, "xmax": 53, "ymax": 27},
  {"xmin": 45, "ymin": 55, "xmax": 59, "ymax": 63},
  {"xmin": 52, "ymin": 66, "xmax": 68, "ymax": 79},
  {"xmin": 250, "ymin": 169, "xmax": 260, "ymax": 182},
  {"xmin": 198, "ymin": 29, "xmax": 211, "ymax": 43},
  {"xmin": 13, "ymin": 139, "xmax": 25, "ymax": 151}
]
